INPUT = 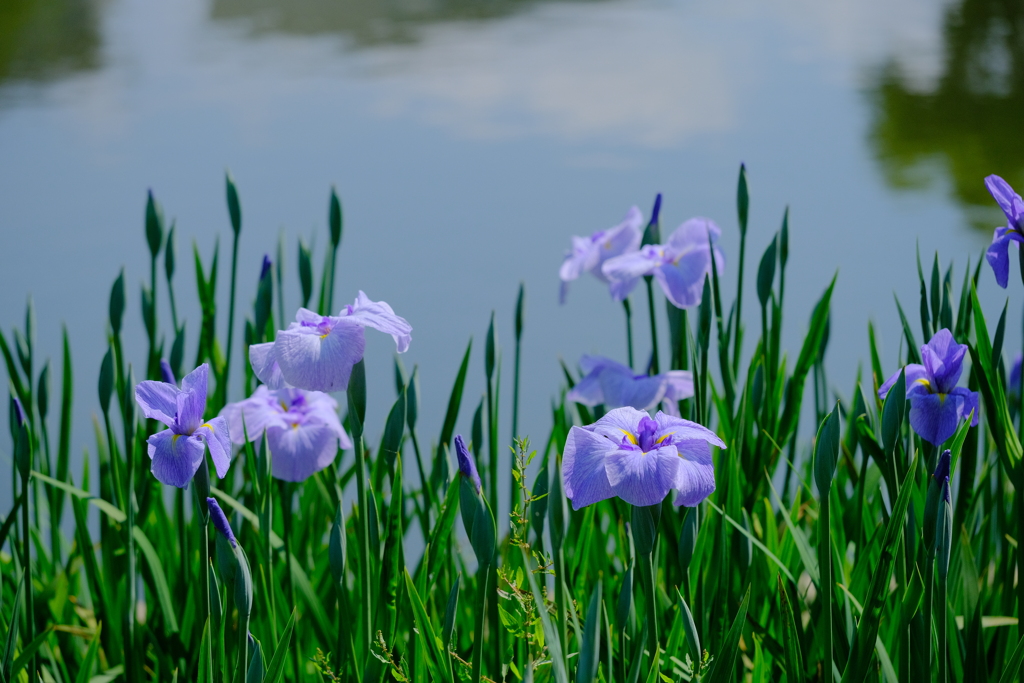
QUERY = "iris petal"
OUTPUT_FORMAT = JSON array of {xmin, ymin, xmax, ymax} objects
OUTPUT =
[
  {"xmin": 194, "ymin": 416, "xmax": 232, "ymax": 478},
  {"xmin": 344, "ymin": 292, "xmax": 413, "ymax": 353},
  {"xmin": 909, "ymin": 393, "xmax": 963, "ymax": 446},
  {"xmin": 147, "ymin": 428, "xmax": 206, "ymax": 489},
  {"xmin": 268, "ymin": 422, "xmax": 340, "ymax": 482},
  {"xmin": 176, "ymin": 364, "xmax": 209, "ymax": 434},
  {"xmin": 135, "ymin": 380, "xmax": 179, "ymax": 427},
  {"xmin": 276, "ymin": 319, "xmax": 366, "ymax": 392},
  {"xmin": 604, "ymin": 444, "xmax": 679, "ymax": 507},
  {"xmin": 563, "ymin": 427, "xmax": 618, "ymax": 510},
  {"xmin": 672, "ymin": 439, "xmax": 716, "ymax": 507}
]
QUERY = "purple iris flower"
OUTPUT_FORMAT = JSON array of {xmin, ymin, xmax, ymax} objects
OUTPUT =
[
  {"xmin": 249, "ymin": 291, "xmax": 412, "ymax": 392},
  {"xmin": 220, "ymin": 385, "xmax": 352, "ymax": 482},
  {"xmin": 134, "ymin": 363, "xmax": 231, "ymax": 488},
  {"xmin": 562, "ymin": 406, "xmax": 725, "ymax": 510},
  {"xmin": 602, "ymin": 218, "xmax": 725, "ymax": 308},
  {"xmin": 559, "ymin": 206, "xmax": 644, "ymax": 303},
  {"xmin": 878, "ymin": 329, "xmax": 980, "ymax": 446},
  {"xmin": 984, "ymin": 175, "xmax": 1024, "ymax": 288},
  {"xmin": 454, "ymin": 434, "xmax": 481, "ymax": 493},
  {"xmin": 207, "ymin": 497, "xmax": 237, "ymax": 548},
  {"xmin": 567, "ymin": 355, "xmax": 693, "ymax": 412},
  {"xmin": 160, "ymin": 359, "xmax": 176, "ymax": 385}
]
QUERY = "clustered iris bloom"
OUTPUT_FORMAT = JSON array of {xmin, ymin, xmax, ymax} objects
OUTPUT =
[
  {"xmin": 984, "ymin": 175, "xmax": 1024, "ymax": 288},
  {"xmin": 878, "ymin": 329, "xmax": 979, "ymax": 446},
  {"xmin": 559, "ymin": 206, "xmax": 644, "ymax": 303},
  {"xmin": 220, "ymin": 385, "xmax": 352, "ymax": 482},
  {"xmin": 134, "ymin": 363, "xmax": 231, "ymax": 488},
  {"xmin": 602, "ymin": 217, "xmax": 725, "ymax": 308},
  {"xmin": 567, "ymin": 355, "xmax": 693, "ymax": 413},
  {"xmin": 563, "ymin": 406, "xmax": 725, "ymax": 510},
  {"xmin": 250, "ymin": 291, "xmax": 411, "ymax": 392}
]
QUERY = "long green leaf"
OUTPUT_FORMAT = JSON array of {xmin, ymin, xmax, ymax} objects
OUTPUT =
[
  {"xmin": 707, "ymin": 585, "xmax": 751, "ymax": 683},
  {"xmin": 264, "ymin": 610, "xmax": 297, "ymax": 683},
  {"xmin": 74, "ymin": 624, "xmax": 103, "ymax": 683},
  {"xmin": 576, "ymin": 582, "xmax": 602, "ymax": 683},
  {"xmin": 32, "ymin": 471, "xmax": 125, "ymax": 522},
  {"xmin": 404, "ymin": 570, "xmax": 450, "ymax": 683},
  {"xmin": 840, "ymin": 449, "xmax": 921, "ymax": 683},
  {"xmin": 439, "ymin": 339, "xmax": 472, "ymax": 451},
  {"xmin": 133, "ymin": 527, "xmax": 180, "ymax": 635}
]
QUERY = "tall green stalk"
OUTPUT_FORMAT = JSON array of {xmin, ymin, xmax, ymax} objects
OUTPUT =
[
  {"xmin": 224, "ymin": 172, "xmax": 243, "ymax": 406},
  {"xmin": 644, "ymin": 278, "xmax": 660, "ymax": 375}
]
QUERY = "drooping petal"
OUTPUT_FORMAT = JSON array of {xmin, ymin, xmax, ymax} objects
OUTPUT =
[
  {"xmin": 566, "ymin": 371, "xmax": 606, "ymax": 406},
  {"xmin": 176, "ymin": 364, "xmax": 210, "ymax": 434},
  {"xmin": 344, "ymin": 292, "xmax": 412, "ymax": 353},
  {"xmin": 601, "ymin": 247, "xmax": 663, "ymax": 286},
  {"xmin": 654, "ymin": 246, "xmax": 719, "ymax": 309},
  {"xmin": 986, "ymin": 227, "xmax": 1018, "ymax": 289},
  {"xmin": 562, "ymin": 426, "xmax": 617, "ymax": 509},
  {"xmin": 598, "ymin": 366, "xmax": 666, "ymax": 410},
  {"xmin": 908, "ymin": 393, "xmax": 963, "ymax": 446},
  {"xmin": 220, "ymin": 386, "xmax": 283, "ymax": 444},
  {"xmin": 160, "ymin": 359, "xmax": 177, "ymax": 386},
  {"xmin": 147, "ymin": 428, "xmax": 206, "ymax": 488},
  {"xmin": 194, "ymin": 416, "xmax": 232, "ymax": 478},
  {"xmin": 949, "ymin": 387, "xmax": 980, "ymax": 426},
  {"xmin": 302, "ymin": 391, "xmax": 352, "ymax": 449},
  {"xmin": 671, "ymin": 439, "xmax": 716, "ymax": 507},
  {"xmin": 293, "ymin": 307, "xmax": 323, "ymax": 325},
  {"xmin": 608, "ymin": 276, "xmax": 642, "ymax": 301},
  {"xmin": 653, "ymin": 412, "xmax": 726, "ymax": 449},
  {"xmin": 560, "ymin": 235, "xmax": 600, "ymax": 283},
  {"xmin": 135, "ymin": 380, "xmax": 179, "ymax": 427},
  {"xmin": 249, "ymin": 342, "xmax": 286, "ymax": 389},
  {"xmin": 267, "ymin": 423, "xmax": 340, "ymax": 482},
  {"xmin": 663, "ymin": 371, "xmax": 694, "ymax": 401},
  {"xmin": 591, "ymin": 207, "xmax": 645, "ymax": 283},
  {"xmin": 604, "ymin": 444, "xmax": 679, "ymax": 507},
  {"xmin": 275, "ymin": 319, "xmax": 366, "ymax": 392}
]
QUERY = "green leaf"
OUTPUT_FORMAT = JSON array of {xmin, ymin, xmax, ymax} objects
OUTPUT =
[
  {"xmin": 813, "ymin": 403, "xmax": 841, "ymax": 495},
  {"xmin": 225, "ymin": 170, "xmax": 242, "ymax": 235},
  {"xmin": 777, "ymin": 575, "xmax": 804, "ymax": 683},
  {"xmin": 11, "ymin": 628, "xmax": 52, "ymax": 680},
  {"xmin": 1, "ymin": 571, "xmax": 22, "ymax": 682},
  {"xmin": 74, "ymin": 624, "xmax": 103, "ymax": 683},
  {"xmin": 209, "ymin": 487, "xmax": 283, "ymax": 548},
  {"xmin": 197, "ymin": 618, "xmax": 214, "ymax": 683},
  {"xmin": 675, "ymin": 588, "xmax": 700, "ymax": 662},
  {"xmin": 777, "ymin": 274, "xmax": 837, "ymax": 443},
  {"xmin": 404, "ymin": 570, "xmax": 451, "ymax": 683},
  {"xmin": 380, "ymin": 387, "xmax": 407, "ymax": 472},
  {"xmin": 998, "ymin": 635, "xmax": 1024, "ymax": 683},
  {"xmin": 263, "ymin": 610, "xmax": 297, "ymax": 683},
  {"xmin": 442, "ymin": 575, "xmax": 460, "ymax": 649},
  {"xmin": 522, "ymin": 549, "xmax": 569, "ymax": 683},
  {"xmin": 31, "ymin": 471, "xmax": 125, "ymax": 522},
  {"xmin": 246, "ymin": 636, "xmax": 265, "ymax": 683},
  {"xmin": 705, "ymin": 499, "xmax": 796, "ymax": 585},
  {"xmin": 706, "ymin": 585, "xmax": 750, "ymax": 683},
  {"xmin": 439, "ymin": 339, "xmax": 472, "ymax": 454},
  {"xmin": 133, "ymin": 527, "xmax": 180, "ymax": 635},
  {"xmin": 840, "ymin": 449, "xmax": 921, "ymax": 683},
  {"xmin": 576, "ymin": 582, "xmax": 602, "ymax": 683},
  {"xmin": 756, "ymin": 234, "xmax": 777, "ymax": 309}
]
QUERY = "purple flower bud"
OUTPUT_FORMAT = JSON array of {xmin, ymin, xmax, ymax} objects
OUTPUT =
[
  {"xmin": 12, "ymin": 396, "xmax": 25, "ymax": 427},
  {"xmin": 207, "ymin": 497, "xmax": 237, "ymax": 548},
  {"xmin": 260, "ymin": 255, "xmax": 272, "ymax": 280},
  {"xmin": 649, "ymin": 193, "xmax": 662, "ymax": 226},
  {"xmin": 160, "ymin": 359, "xmax": 176, "ymax": 386},
  {"xmin": 933, "ymin": 449, "xmax": 951, "ymax": 483},
  {"xmin": 941, "ymin": 476, "xmax": 951, "ymax": 504},
  {"xmin": 454, "ymin": 434, "xmax": 481, "ymax": 493}
]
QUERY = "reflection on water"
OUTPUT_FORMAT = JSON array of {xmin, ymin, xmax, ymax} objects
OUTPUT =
[
  {"xmin": 0, "ymin": 0, "xmax": 100, "ymax": 84},
  {"xmin": 210, "ymin": 0, "xmax": 598, "ymax": 47},
  {"xmin": 870, "ymin": 0, "xmax": 1024, "ymax": 228}
]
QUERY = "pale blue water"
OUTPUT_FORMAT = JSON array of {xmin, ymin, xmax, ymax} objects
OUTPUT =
[{"xmin": 1, "ymin": 0, "xmax": 1019, "ymax": 515}]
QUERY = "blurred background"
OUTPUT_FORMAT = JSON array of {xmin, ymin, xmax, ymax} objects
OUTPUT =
[{"xmin": 1, "ymin": 0, "xmax": 1021, "ymax": 505}]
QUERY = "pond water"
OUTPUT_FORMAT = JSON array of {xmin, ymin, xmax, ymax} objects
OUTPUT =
[{"xmin": 1, "ymin": 0, "xmax": 1022, "ymax": 511}]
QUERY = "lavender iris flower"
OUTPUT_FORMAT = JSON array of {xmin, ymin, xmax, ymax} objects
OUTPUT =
[
  {"xmin": 602, "ymin": 218, "xmax": 725, "ymax": 308},
  {"xmin": 454, "ymin": 434, "xmax": 481, "ymax": 493},
  {"xmin": 221, "ymin": 385, "xmax": 352, "ymax": 482},
  {"xmin": 878, "ymin": 329, "xmax": 980, "ymax": 446},
  {"xmin": 563, "ymin": 406, "xmax": 725, "ymax": 510},
  {"xmin": 134, "ymin": 363, "xmax": 231, "ymax": 488},
  {"xmin": 567, "ymin": 355, "xmax": 693, "ymax": 412},
  {"xmin": 984, "ymin": 175, "xmax": 1024, "ymax": 288},
  {"xmin": 559, "ymin": 206, "xmax": 644, "ymax": 303},
  {"xmin": 249, "ymin": 291, "xmax": 412, "ymax": 392}
]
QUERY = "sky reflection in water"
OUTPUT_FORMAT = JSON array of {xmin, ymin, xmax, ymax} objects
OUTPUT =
[{"xmin": 0, "ymin": 0, "xmax": 1018, "ymax": 506}]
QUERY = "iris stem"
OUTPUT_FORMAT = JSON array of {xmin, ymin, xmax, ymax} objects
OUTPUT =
[
  {"xmin": 638, "ymin": 550, "xmax": 659, "ymax": 670},
  {"xmin": 937, "ymin": 575, "xmax": 947, "ymax": 683},
  {"xmin": 197, "ymin": 489, "xmax": 211, "ymax": 680},
  {"xmin": 924, "ymin": 555, "xmax": 934, "ymax": 666},
  {"xmin": 354, "ymin": 433, "xmax": 372, "ymax": 665},
  {"xmin": 20, "ymin": 467, "xmax": 35, "ymax": 677},
  {"xmin": 644, "ymin": 277, "xmax": 660, "ymax": 375},
  {"xmin": 623, "ymin": 299, "xmax": 634, "ymax": 369},
  {"xmin": 280, "ymin": 481, "xmax": 301, "ymax": 683},
  {"xmin": 471, "ymin": 564, "xmax": 489, "ymax": 683}
]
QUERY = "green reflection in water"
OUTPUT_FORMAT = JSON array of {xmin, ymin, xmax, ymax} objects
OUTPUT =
[
  {"xmin": 210, "ymin": 0, "xmax": 598, "ymax": 47},
  {"xmin": 869, "ymin": 0, "xmax": 1024, "ymax": 230},
  {"xmin": 0, "ymin": 0, "xmax": 100, "ymax": 85}
]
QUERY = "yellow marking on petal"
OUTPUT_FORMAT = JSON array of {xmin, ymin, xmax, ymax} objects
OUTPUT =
[
  {"xmin": 939, "ymin": 394, "xmax": 946, "ymax": 404},
  {"xmin": 656, "ymin": 432, "xmax": 674, "ymax": 445},
  {"xmin": 292, "ymin": 422, "xmax": 300, "ymax": 430},
  {"xmin": 916, "ymin": 378, "xmax": 931, "ymax": 389},
  {"xmin": 280, "ymin": 402, "xmax": 289, "ymax": 412},
  {"xmin": 603, "ymin": 241, "xmax": 612, "ymax": 250},
  {"xmin": 201, "ymin": 423, "xmax": 214, "ymax": 432},
  {"xmin": 619, "ymin": 429, "xmax": 638, "ymax": 445},
  {"xmin": 320, "ymin": 333, "xmax": 330, "ymax": 339},
  {"xmin": 172, "ymin": 434, "xmax": 181, "ymax": 444}
]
